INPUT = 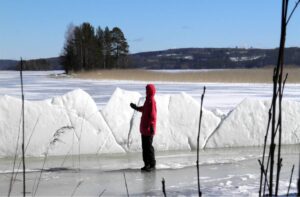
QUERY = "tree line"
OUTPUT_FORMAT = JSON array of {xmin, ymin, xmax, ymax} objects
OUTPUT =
[
  {"xmin": 16, "ymin": 59, "xmax": 52, "ymax": 70},
  {"xmin": 60, "ymin": 22, "xmax": 129, "ymax": 74}
]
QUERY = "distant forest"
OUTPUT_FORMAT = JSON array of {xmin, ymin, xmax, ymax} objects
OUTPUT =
[
  {"xmin": 60, "ymin": 22, "xmax": 129, "ymax": 74},
  {"xmin": 130, "ymin": 47, "xmax": 300, "ymax": 69},
  {"xmin": 0, "ymin": 57, "xmax": 61, "ymax": 71},
  {"xmin": 15, "ymin": 59, "xmax": 51, "ymax": 70},
  {"xmin": 1, "ymin": 47, "xmax": 300, "ymax": 71}
]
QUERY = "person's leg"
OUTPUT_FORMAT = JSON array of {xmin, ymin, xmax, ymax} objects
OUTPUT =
[
  {"xmin": 141, "ymin": 135, "xmax": 149, "ymax": 169},
  {"xmin": 148, "ymin": 136, "xmax": 156, "ymax": 168},
  {"xmin": 142, "ymin": 135, "xmax": 155, "ymax": 171}
]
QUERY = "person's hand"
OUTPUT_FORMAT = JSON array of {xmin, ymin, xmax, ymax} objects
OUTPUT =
[
  {"xmin": 150, "ymin": 125, "xmax": 154, "ymax": 135},
  {"xmin": 130, "ymin": 103, "xmax": 137, "ymax": 110}
]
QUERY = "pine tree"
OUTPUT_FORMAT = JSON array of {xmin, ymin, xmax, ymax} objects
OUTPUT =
[
  {"xmin": 80, "ymin": 22, "xmax": 95, "ymax": 70},
  {"xmin": 60, "ymin": 23, "xmax": 76, "ymax": 73},
  {"xmin": 72, "ymin": 27, "xmax": 83, "ymax": 71},
  {"xmin": 103, "ymin": 27, "xmax": 112, "ymax": 69},
  {"xmin": 95, "ymin": 26, "xmax": 105, "ymax": 69},
  {"xmin": 61, "ymin": 23, "xmax": 129, "ymax": 72},
  {"xmin": 110, "ymin": 27, "xmax": 129, "ymax": 68}
]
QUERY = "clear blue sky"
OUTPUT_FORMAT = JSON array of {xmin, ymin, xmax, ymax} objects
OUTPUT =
[{"xmin": 0, "ymin": 0, "xmax": 299, "ymax": 60}]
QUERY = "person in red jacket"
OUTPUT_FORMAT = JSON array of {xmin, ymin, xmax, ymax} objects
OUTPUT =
[{"xmin": 130, "ymin": 84, "xmax": 157, "ymax": 172}]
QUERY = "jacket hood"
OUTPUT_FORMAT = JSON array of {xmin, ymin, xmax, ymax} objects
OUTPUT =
[{"xmin": 146, "ymin": 84, "xmax": 156, "ymax": 98}]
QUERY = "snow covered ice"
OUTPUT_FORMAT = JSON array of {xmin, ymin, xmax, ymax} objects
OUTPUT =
[{"xmin": 2, "ymin": 71, "xmax": 300, "ymax": 112}]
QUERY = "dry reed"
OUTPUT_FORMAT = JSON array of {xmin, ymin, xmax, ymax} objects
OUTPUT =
[{"xmin": 72, "ymin": 68, "xmax": 300, "ymax": 83}]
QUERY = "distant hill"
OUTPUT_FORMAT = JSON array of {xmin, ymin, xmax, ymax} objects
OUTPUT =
[
  {"xmin": 44, "ymin": 57, "xmax": 62, "ymax": 70},
  {"xmin": 0, "ymin": 57, "xmax": 62, "ymax": 70},
  {"xmin": 129, "ymin": 47, "xmax": 300, "ymax": 69},
  {"xmin": 1, "ymin": 47, "xmax": 300, "ymax": 70},
  {"xmin": 0, "ymin": 60, "xmax": 18, "ymax": 70}
]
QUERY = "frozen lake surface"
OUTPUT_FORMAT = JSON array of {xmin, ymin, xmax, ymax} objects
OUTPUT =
[
  {"xmin": 1, "ymin": 70, "xmax": 300, "ymax": 113},
  {"xmin": 0, "ymin": 70, "xmax": 300, "ymax": 196},
  {"xmin": 1, "ymin": 146, "xmax": 299, "ymax": 196}
]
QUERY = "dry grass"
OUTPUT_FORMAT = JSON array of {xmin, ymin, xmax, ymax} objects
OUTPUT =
[{"xmin": 72, "ymin": 68, "xmax": 300, "ymax": 83}]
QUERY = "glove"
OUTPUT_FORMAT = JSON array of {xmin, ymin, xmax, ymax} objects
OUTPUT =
[
  {"xmin": 150, "ymin": 125, "xmax": 154, "ymax": 135},
  {"xmin": 130, "ymin": 103, "xmax": 137, "ymax": 110}
]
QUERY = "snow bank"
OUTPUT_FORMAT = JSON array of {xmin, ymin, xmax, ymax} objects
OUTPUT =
[
  {"xmin": 205, "ymin": 98, "xmax": 300, "ymax": 148},
  {"xmin": 1, "ymin": 88, "xmax": 300, "ymax": 157}
]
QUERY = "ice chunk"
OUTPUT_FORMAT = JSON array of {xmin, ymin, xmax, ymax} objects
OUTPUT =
[
  {"xmin": 205, "ymin": 98, "xmax": 300, "ymax": 148},
  {"xmin": 101, "ymin": 88, "xmax": 142, "ymax": 150},
  {"xmin": 0, "ymin": 89, "xmax": 124, "ymax": 157},
  {"xmin": 127, "ymin": 93, "xmax": 221, "ymax": 151},
  {"xmin": 4, "ymin": 88, "xmax": 299, "ymax": 157}
]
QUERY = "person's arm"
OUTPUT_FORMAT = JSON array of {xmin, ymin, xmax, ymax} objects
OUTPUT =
[
  {"xmin": 130, "ymin": 103, "xmax": 143, "ymax": 112},
  {"xmin": 136, "ymin": 106, "xmax": 143, "ymax": 112}
]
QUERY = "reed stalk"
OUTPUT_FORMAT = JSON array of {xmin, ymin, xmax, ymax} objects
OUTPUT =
[
  {"xmin": 162, "ymin": 177, "xmax": 167, "ymax": 197},
  {"xmin": 123, "ymin": 172, "xmax": 129, "ymax": 197},
  {"xmin": 20, "ymin": 58, "xmax": 26, "ymax": 197},
  {"xmin": 196, "ymin": 86, "xmax": 206, "ymax": 197},
  {"xmin": 287, "ymin": 164, "xmax": 295, "ymax": 196},
  {"xmin": 98, "ymin": 189, "xmax": 106, "ymax": 197},
  {"xmin": 70, "ymin": 180, "xmax": 83, "ymax": 197},
  {"xmin": 259, "ymin": 0, "xmax": 300, "ymax": 195}
]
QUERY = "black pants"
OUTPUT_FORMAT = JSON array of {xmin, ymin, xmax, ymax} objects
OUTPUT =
[{"xmin": 141, "ymin": 135, "xmax": 156, "ymax": 167}]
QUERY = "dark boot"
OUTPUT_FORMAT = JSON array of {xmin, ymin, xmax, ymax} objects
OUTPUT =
[
  {"xmin": 147, "ymin": 160, "xmax": 156, "ymax": 171},
  {"xmin": 141, "ymin": 164, "xmax": 150, "ymax": 171},
  {"xmin": 141, "ymin": 165, "xmax": 155, "ymax": 172},
  {"xmin": 149, "ymin": 159, "xmax": 156, "ymax": 167}
]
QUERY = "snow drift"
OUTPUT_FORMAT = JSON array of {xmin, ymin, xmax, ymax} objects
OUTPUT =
[{"xmin": 0, "ymin": 88, "xmax": 300, "ymax": 157}]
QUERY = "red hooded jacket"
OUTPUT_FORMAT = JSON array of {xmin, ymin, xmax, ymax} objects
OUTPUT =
[{"xmin": 137, "ymin": 84, "xmax": 157, "ymax": 136}]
